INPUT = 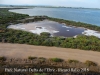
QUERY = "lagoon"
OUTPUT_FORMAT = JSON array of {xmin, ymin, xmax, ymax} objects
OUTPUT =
[{"xmin": 8, "ymin": 20, "xmax": 84, "ymax": 37}]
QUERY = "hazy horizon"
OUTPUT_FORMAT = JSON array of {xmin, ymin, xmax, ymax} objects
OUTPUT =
[{"xmin": 0, "ymin": 0, "xmax": 100, "ymax": 8}]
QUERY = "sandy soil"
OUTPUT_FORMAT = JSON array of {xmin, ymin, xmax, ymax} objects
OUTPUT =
[{"xmin": 0, "ymin": 43, "xmax": 100, "ymax": 64}]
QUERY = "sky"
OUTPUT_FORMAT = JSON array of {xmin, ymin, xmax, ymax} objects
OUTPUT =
[{"xmin": 0, "ymin": 0, "xmax": 100, "ymax": 8}]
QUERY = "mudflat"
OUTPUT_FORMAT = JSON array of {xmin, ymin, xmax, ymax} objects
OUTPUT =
[{"xmin": 0, "ymin": 43, "xmax": 100, "ymax": 65}]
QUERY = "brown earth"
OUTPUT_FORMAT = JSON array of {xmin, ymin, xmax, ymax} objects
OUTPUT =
[{"xmin": 0, "ymin": 43, "xmax": 100, "ymax": 65}]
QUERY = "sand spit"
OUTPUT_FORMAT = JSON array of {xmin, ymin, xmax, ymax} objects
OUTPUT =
[{"xmin": 0, "ymin": 43, "xmax": 100, "ymax": 65}]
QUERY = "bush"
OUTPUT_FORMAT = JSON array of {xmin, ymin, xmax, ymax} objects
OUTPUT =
[
  {"xmin": 38, "ymin": 57, "xmax": 46, "ymax": 62},
  {"xmin": 49, "ymin": 58, "xmax": 63, "ymax": 62},
  {"xmin": 0, "ymin": 57, "xmax": 6, "ymax": 61},
  {"xmin": 40, "ymin": 32, "xmax": 51, "ymax": 37},
  {"xmin": 68, "ymin": 59, "xmax": 79, "ymax": 63},
  {"xmin": 85, "ymin": 60, "xmax": 97, "ymax": 66},
  {"xmin": 28, "ymin": 56, "xmax": 37, "ymax": 60},
  {"xmin": 38, "ymin": 57, "xmax": 46, "ymax": 60},
  {"xmin": 34, "ymin": 73, "xmax": 47, "ymax": 75}
]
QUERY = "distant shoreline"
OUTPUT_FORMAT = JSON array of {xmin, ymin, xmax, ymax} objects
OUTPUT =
[{"xmin": 0, "ymin": 5, "xmax": 100, "ymax": 10}]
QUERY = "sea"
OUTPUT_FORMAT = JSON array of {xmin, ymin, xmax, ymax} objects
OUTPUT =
[{"xmin": 9, "ymin": 7, "xmax": 100, "ymax": 26}]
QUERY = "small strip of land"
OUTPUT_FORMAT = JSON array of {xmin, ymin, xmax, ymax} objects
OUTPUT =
[{"xmin": 0, "ymin": 43, "xmax": 100, "ymax": 65}]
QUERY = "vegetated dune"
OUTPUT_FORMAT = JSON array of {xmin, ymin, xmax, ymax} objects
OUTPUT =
[{"xmin": 0, "ymin": 43, "xmax": 100, "ymax": 65}]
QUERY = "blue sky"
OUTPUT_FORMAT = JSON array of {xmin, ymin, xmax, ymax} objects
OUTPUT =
[{"xmin": 0, "ymin": 0, "xmax": 100, "ymax": 8}]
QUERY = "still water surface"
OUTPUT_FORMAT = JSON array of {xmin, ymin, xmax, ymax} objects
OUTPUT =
[{"xmin": 9, "ymin": 7, "xmax": 100, "ymax": 26}]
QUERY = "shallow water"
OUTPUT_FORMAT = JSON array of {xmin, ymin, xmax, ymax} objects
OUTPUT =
[
  {"xmin": 8, "ymin": 20, "xmax": 84, "ymax": 37},
  {"xmin": 9, "ymin": 7, "xmax": 100, "ymax": 26}
]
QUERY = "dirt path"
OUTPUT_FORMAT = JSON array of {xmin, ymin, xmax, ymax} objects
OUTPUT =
[{"xmin": 0, "ymin": 43, "xmax": 100, "ymax": 64}]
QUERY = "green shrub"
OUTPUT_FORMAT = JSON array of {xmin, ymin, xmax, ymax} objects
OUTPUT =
[
  {"xmin": 38, "ymin": 57, "xmax": 46, "ymax": 60},
  {"xmin": 38, "ymin": 57, "xmax": 46, "ymax": 62},
  {"xmin": 68, "ymin": 59, "xmax": 79, "ymax": 63},
  {"xmin": 50, "ymin": 58, "xmax": 63, "ymax": 62},
  {"xmin": 0, "ymin": 57, "xmax": 6, "ymax": 61},
  {"xmin": 34, "ymin": 73, "xmax": 47, "ymax": 75},
  {"xmin": 85, "ymin": 60, "xmax": 97, "ymax": 66},
  {"xmin": 40, "ymin": 32, "xmax": 51, "ymax": 37},
  {"xmin": 28, "ymin": 56, "xmax": 37, "ymax": 60}
]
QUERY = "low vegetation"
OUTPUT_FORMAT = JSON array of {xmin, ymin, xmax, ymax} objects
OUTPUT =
[
  {"xmin": 40, "ymin": 32, "xmax": 51, "ymax": 38},
  {"xmin": 0, "ymin": 56, "xmax": 100, "ymax": 75},
  {"xmin": 85, "ymin": 60, "xmax": 97, "ymax": 66},
  {"xmin": 67, "ymin": 59, "xmax": 79, "ymax": 63},
  {"xmin": 0, "ymin": 8, "xmax": 29, "ymax": 25},
  {"xmin": 28, "ymin": 56, "xmax": 37, "ymax": 60},
  {"xmin": 0, "ymin": 57, "xmax": 6, "ymax": 61},
  {"xmin": 34, "ymin": 73, "xmax": 47, "ymax": 75},
  {"xmin": 49, "ymin": 58, "xmax": 63, "ymax": 62}
]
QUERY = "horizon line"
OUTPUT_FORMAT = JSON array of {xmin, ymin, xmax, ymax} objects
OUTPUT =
[{"xmin": 0, "ymin": 4, "xmax": 100, "ymax": 9}]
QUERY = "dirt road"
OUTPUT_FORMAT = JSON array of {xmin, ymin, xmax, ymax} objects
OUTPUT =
[{"xmin": 0, "ymin": 43, "xmax": 100, "ymax": 64}]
